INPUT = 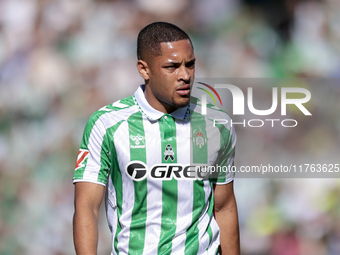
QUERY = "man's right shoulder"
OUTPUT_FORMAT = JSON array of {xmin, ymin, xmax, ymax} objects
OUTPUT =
[
  {"xmin": 84, "ymin": 95, "xmax": 139, "ymax": 132},
  {"xmin": 89, "ymin": 96, "xmax": 137, "ymax": 120}
]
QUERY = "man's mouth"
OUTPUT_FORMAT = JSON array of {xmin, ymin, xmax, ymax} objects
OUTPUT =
[{"xmin": 176, "ymin": 85, "xmax": 191, "ymax": 96}]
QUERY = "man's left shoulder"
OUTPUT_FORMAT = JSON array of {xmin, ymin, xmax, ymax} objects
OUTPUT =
[{"xmin": 189, "ymin": 96, "xmax": 233, "ymax": 124}]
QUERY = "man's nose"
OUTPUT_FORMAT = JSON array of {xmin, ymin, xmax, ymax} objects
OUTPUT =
[{"xmin": 178, "ymin": 66, "xmax": 191, "ymax": 82}]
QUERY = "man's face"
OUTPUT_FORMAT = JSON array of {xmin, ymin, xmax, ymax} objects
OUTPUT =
[{"xmin": 143, "ymin": 39, "xmax": 195, "ymax": 113}]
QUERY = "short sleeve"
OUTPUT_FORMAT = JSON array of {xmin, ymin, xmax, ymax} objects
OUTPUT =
[
  {"xmin": 212, "ymin": 123, "xmax": 236, "ymax": 185},
  {"xmin": 73, "ymin": 113, "xmax": 111, "ymax": 186}
]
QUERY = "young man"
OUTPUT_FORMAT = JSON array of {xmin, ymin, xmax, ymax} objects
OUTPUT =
[{"xmin": 73, "ymin": 22, "xmax": 240, "ymax": 255}]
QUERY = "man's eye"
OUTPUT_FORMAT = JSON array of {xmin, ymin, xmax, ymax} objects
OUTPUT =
[
  {"xmin": 187, "ymin": 62, "xmax": 195, "ymax": 68},
  {"xmin": 165, "ymin": 66, "xmax": 175, "ymax": 69}
]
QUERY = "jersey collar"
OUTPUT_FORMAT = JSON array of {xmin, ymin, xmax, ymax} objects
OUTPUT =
[{"xmin": 133, "ymin": 84, "xmax": 190, "ymax": 121}]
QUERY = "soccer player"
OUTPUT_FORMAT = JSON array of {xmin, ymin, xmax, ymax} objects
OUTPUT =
[{"xmin": 73, "ymin": 22, "xmax": 240, "ymax": 255}]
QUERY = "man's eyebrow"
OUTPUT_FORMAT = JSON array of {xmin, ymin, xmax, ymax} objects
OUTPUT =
[
  {"xmin": 164, "ymin": 61, "xmax": 180, "ymax": 65},
  {"xmin": 165, "ymin": 58, "xmax": 196, "ymax": 65}
]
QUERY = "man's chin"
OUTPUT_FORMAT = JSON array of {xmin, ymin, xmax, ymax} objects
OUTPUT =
[{"xmin": 173, "ymin": 97, "xmax": 190, "ymax": 109}]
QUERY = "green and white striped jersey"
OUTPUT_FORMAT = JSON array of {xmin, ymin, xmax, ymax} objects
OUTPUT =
[{"xmin": 73, "ymin": 85, "xmax": 236, "ymax": 255}]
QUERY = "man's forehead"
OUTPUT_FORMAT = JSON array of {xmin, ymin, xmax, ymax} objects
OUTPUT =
[
  {"xmin": 159, "ymin": 39, "xmax": 193, "ymax": 49},
  {"xmin": 159, "ymin": 40, "xmax": 194, "ymax": 57}
]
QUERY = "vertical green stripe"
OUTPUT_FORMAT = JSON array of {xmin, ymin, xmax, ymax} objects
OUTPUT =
[
  {"xmin": 158, "ymin": 115, "xmax": 178, "ymax": 254},
  {"xmin": 191, "ymin": 111, "xmax": 208, "ymax": 163},
  {"xmin": 127, "ymin": 111, "xmax": 147, "ymax": 255},
  {"xmin": 98, "ymin": 126, "xmax": 116, "ymax": 183},
  {"xmin": 102, "ymin": 120, "xmax": 124, "ymax": 255},
  {"xmin": 185, "ymin": 112, "xmax": 208, "ymax": 254},
  {"xmin": 184, "ymin": 180, "xmax": 205, "ymax": 254}
]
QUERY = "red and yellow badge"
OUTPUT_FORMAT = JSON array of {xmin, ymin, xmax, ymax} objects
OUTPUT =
[{"xmin": 75, "ymin": 149, "xmax": 89, "ymax": 170}]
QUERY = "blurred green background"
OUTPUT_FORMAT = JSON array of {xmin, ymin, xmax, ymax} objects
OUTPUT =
[{"xmin": 0, "ymin": 0, "xmax": 339, "ymax": 254}]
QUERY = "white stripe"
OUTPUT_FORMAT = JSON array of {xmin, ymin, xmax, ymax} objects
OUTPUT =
[
  {"xmin": 170, "ymin": 120, "xmax": 192, "ymax": 255},
  {"xmin": 142, "ymin": 119, "xmax": 163, "ymax": 254},
  {"xmin": 197, "ymin": 180, "xmax": 214, "ymax": 254},
  {"xmin": 106, "ymin": 175, "xmax": 118, "ymax": 255},
  {"xmin": 73, "ymin": 179, "xmax": 105, "ymax": 186},
  {"xmin": 112, "ymin": 100, "xmax": 129, "ymax": 108},
  {"xmin": 206, "ymin": 118, "xmax": 221, "ymax": 166},
  {"xmin": 82, "ymin": 118, "xmax": 107, "ymax": 182},
  {"xmin": 115, "ymin": 120, "xmax": 135, "ymax": 254}
]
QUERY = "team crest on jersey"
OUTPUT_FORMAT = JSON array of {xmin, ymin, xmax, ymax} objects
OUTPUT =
[
  {"xmin": 164, "ymin": 144, "xmax": 175, "ymax": 161},
  {"xmin": 75, "ymin": 149, "xmax": 89, "ymax": 170},
  {"xmin": 192, "ymin": 128, "xmax": 208, "ymax": 149},
  {"xmin": 130, "ymin": 134, "xmax": 146, "ymax": 148}
]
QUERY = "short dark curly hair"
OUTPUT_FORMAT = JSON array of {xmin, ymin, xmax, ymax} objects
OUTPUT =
[{"xmin": 137, "ymin": 22, "xmax": 192, "ymax": 61}]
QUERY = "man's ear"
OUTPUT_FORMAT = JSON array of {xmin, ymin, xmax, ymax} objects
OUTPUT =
[{"xmin": 137, "ymin": 60, "xmax": 150, "ymax": 81}]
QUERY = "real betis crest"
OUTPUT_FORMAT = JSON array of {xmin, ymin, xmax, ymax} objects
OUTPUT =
[{"xmin": 192, "ymin": 128, "xmax": 208, "ymax": 149}]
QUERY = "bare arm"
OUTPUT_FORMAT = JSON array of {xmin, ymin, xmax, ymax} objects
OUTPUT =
[
  {"xmin": 73, "ymin": 182, "xmax": 106, "ymax": 255},
  {"xmin": 214, "ymin": 181, "xmax": 240, "ymax": 255}
]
